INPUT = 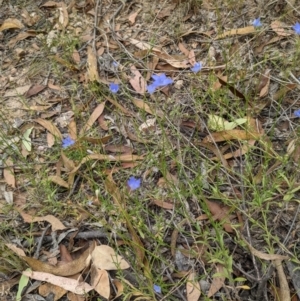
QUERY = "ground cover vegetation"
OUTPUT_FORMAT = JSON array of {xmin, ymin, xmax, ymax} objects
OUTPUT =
[{"xmin": 1, "ymin": 0, "xmax": 300, "ymax": 300}]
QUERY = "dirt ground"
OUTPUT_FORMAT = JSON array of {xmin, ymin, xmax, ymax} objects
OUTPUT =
[{"xmin": 1, "ymin": 0, "xmax": 300, "ymax": 300}]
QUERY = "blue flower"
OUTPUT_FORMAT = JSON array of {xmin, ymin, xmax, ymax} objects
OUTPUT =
[
  {"xmin": 109, "ymin": 83, "xmax": 119, "ymax": 93},
  {"xmin": 127, "ymin": 176, "xmax": 141, "ymax": 190},
  {"xmin": 292, "ymin": 22, "xmax": 300, "ymax": 35},
  {"xmin": 62, "ymin": 136, "xmax": 75, "ymax": 148},
  {"xmin": 294, "ymin": 109, "xmax": 300, "ymax": 117},
  {"xmin": 191, "ymin": 62, "xmax": 202, "ymax": 73},
  {"xmin": 147, "ymin": 83, "xmax": 158, "ymax": 94},
  {"xmin": 151, "ymin": 74, "xmax": 173, "ymax": 87},
  {"xmin": 253, "ymin": 18, "xmax": 262, "ymax": 27},
  {"xmin": 112, "ymin": 61, "xmax": 118, "ymax": 67},
  {"xmin": 147, "ymin": 73, "xmax": 173, "ymax": 93},
  {"xmin": 153, "ymin": 284, "xmax": 161, "ymax": 294}
]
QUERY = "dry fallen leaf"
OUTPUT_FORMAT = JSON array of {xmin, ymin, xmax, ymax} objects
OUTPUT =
[
  {"xmin": 129, "ymin": 38, "xmax": 162, "ymax": 53},
  {"xmin": 242, "ymin": 236, "xmax": 289, "ymax": 260},
  {"xmin": 57, "ymin": 2, "xmax": 69, "ymax": 29},
  {"xmin": 24, "ymin": 85, "xmax": 46, "ymax": 98},
  {"xmin": 17, "ymin": 210, "xmax": 66, "ymax": 231},
  {"xmin": 203, "ymin": 129, "xmax": 261, "ymax": 143},
  {"xmin": 271, "ymin": 20, "xmax": 292, "ymax": 36},
  {"xmin": 128, "ymin": 65, "xmax": 147, "ymax": 95},
  {"xmin": 48, "ymin": 175, "xmax": 69, "ymax": 189},
  {"xmin": 216, "ymin": 26, "xmax": 256, "ymax": 39},
  {"xmin": 39, "ymin": 283, "xmax": 67, "ymax": 301},
  {"xmin": 8, "ymin": 31, "xmax": 37, "ymax": 48},
  {"xmin": 87, "ymin": 46, "xmax": 100, "ymax": 82},
  {"xmin": 178, "ymin": 42, "xmax": 190, "ymax": 57},
  {"xmin": 112, "ymin": 279, "xmax": 124, "ymax": 300},
  {"xmin": 186, "ymin": 272, "xmax": 201, "ymax": 301},
  {"xmin": 80, "ymin": 102, "xmax": 106, "ymax": 135},
  {"xmin": 0, "ymin": 18, "xmax": 24, "ymax": 31},
  {"xmin": 128, "ymin": 9, "xmax": 141, "ymax": 25},
  {"xmin": 90, "ymin": 265, "xmax": 110, "ymax": 299},
  {"xmin": 151, "ymin": 199, "xmax": 174, "ymax": 210},
  {"xmin": 259, "ymin": 69, "xmax": 271, "ymax": 98},
  {"xmin": 274, "ymin": 259, "xmax": 290, "ymax": 301},
  {"xmin": 4, "ymin": 157, "xmax": 15, "ymax": 188},
  {"xmin": 23, "ymin": 270, "xmax": 93, "ymax": 295},
  {"xmin": 22, "ymin": 244, "xmax": 94, "ymax": 277},
  {"xmin": 91, "ymin": 245, "xmax": 130, "ymax": 270},
  {"xmin": 34, "ymin": 118, "xmax": 62, "ymax": 140},
  {"xmin": 70, "ymin": 153, "xmax": 144, "ymax": 175},
  {"xmin": 204, "ymin": 199, "xmax": 233, "ymax": 233},
  {"xmin": 5, "ymin": 243, "xmax": 26, "ymax": 257},
  {"xmin": 207, "ymin": 264, "xmax": 225, "ymax": 297},
  {"xmin": 132, "ymin": 98, "xmax": 163, "ymax": 117}
]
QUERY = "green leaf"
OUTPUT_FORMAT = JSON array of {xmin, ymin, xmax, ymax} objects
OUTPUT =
[
  {"xmin": 234, "ymin": 277, "xmax": 247, "ymax": 282},
  {"xmin": 207, "ymin": 114, "xmax": 248, "ymax": 131},
  {"xmin": 22, "ymin": 127, "xmax": 33, "ymax": 151},
  {"xmin": 16, "ymin": 269, "xmax": 30, "ymax": 301}
]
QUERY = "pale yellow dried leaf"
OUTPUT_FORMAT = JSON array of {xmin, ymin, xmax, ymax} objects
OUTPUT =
[
  {"xmin": 23, "ymin": 271, "xmax": 93, "ymax": 295},
  {"xmin": 92, "ymin": 245, "xmax": 130, "ymax": 270}
]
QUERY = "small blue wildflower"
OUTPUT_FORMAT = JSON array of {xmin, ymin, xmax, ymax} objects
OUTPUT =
[
  {"xmin": 147, "ymin": 83, "xmax": 158, "ymax": 94},
  {"xmin": 62, "ymin": 136, "xmax": 75, "ymax": 148},
  {"xmin": 294, "ymin": 109, "xmax": 300, "ymax": 117},
  {"xmin": 109, "ymin": 83, "xmax": 119, "ymax": 93},
  {"xmin": 191, "ymin": 62, "xmax": 202, "ymax": 73},
  {"xmin": 153, "ymin": 284, "xmax": 161, "ymax": 294},
  {"xmin": 112, "ymin": 61, "xmax": 118, "ymax": 67},
  {"xmin": 151, "ymin": 73, "xmax": 173, "ymax": 87},
  {"xmin": 253, "ymin": 18, "xmax": 262, "ymax": 27},
  {"xmin": 292, "ymin": 22, "xmax": 300, "ymax": 35},
  {"xmin": 127, "ymin": 176, "xmax": 141, "ymax": 190}
]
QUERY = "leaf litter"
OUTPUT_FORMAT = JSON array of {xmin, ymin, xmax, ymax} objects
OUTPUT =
[{"xmin": 1, "ymin": 0, "xmax": 300, "ymax": 300}]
